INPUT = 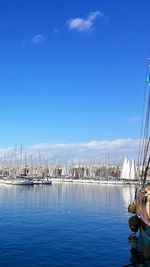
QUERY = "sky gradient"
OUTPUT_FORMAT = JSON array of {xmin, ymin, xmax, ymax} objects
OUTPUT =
[{"xmin": 0, "ymin": 0, "xmax": 150, "ymax": 159}]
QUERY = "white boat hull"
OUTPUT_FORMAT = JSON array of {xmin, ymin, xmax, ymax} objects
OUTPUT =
[{"xmin": 12, "ymin": 179, "xmax": 34, "ymax": 185}]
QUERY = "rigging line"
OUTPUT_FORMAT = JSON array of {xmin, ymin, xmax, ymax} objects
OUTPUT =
[
  {"xmin": 141, "ymin": 139, "xmax": 150, "ymax": 184},
  {"xmin": 141, "ymin": 92, "xmax": 150, "ymax": 170},
  {"xmin": 143, "ymin": 89, "xmax": 150, "ymax": 140},
  {"xmin": 143, "ymin": 153, "xmax": 150, "ymax": 186},
  {"xmin": 142, "ymin": 116, "xmax": 149, "ymax": 171},
  {"xmin": 141, "ymin": 130, "xmax": 149, "ymax": 181},
  {"xmin": 139, "ymin": 89, "xmax": 150, "ymax": 177},
  {"xmin": 138, "ymin": 86, "xmax": 149, "ymax": 172},
  {"xmin": 138, "ymin": 59, "xmax": 150, "ymax": 171},
  {"xmin": 141, "ymin": 137, "xmax": 150, "ymax": 177}
]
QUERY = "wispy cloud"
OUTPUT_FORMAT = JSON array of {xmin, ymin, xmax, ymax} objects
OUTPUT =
[
  {"xmin": 128, "ymin": 116, "xmax": 141, "ymax": 122},
  {"xmin": 31, "ymin": 34, "xmax": 45, "ymax": 44},
  {"xmin": 53, "ymin": 28, "xmax": 59, "ymax": 33},
  {"xmin": 67, "ymin": 11, "xmax": 105, "ymax": 32}
]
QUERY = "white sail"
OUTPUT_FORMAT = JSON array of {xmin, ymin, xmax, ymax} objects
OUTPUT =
[
  {"xmin": 121, "ymin": 157, "xmax": 138, "ymax": 180},
  {"xmin": 130, "ymin": 159, "xmax": 137, "ymax": 180},
  {"xmin": 62, "ymin": 166, "xmax": 68, "ymax": 176},
  {"xmin": 120, "ymin": 157, "xmax": 130, "ymax": 179}
]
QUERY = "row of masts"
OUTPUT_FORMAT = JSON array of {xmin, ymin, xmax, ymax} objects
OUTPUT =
[
  {"xmin": 0, "ymin": 146, "xmax": 141, "ymax": 180},
  {"xmin": 0, "ymin": 164, "xmax": 121, "ymax": 179},
  {"xmin": 0, "ymin": 159, "xmax": 140, "ymax": 180}
]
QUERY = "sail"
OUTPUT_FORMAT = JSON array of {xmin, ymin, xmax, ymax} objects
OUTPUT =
[
  {"xmin": 121, "ymin": 157, "xmax": 138, "ymax": 179},
  {"xmin": 130, "ymin": 159, "xmax": 137, "ymax": 180},
  {"xmin": 120, "ymin": 157, "xmax": 130, "ymax": 179}
]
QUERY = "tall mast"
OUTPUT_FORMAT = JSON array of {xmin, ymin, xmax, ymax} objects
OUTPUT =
[{"xmin": 138, "ymin": 59, "xmax": 150, "ymax": 187}]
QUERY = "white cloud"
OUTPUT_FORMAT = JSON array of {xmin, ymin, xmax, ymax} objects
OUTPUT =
[
  {"xmin": 0, "ymin": 139, "xmax": 139, "ymax": 164},
  {"xmin": 32, "ymin": 34, "xmax": 45, "ymax": 44},
  {"xmin": 67, "ymin": 11, "xmax": 105, "ymax": 32},
  {"xmin": 88, "ymin": 11, "xmax": 103, "ymax": 21},
  {"xmin": 68, "ymin": 18, "xmax": 92, "ymax": 32}
]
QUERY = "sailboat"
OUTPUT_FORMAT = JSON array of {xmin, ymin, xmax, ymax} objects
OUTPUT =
[
  {"xmin": 120, "ymin": 157, "xmax": 130, "ymax": 179},
  {"xmin": 120, "ymin": 157, "xmax": 138, "ymax": 181},
  {"xmin": 128, "ymin": 62, "xmax": 150, "ymax": 261}
]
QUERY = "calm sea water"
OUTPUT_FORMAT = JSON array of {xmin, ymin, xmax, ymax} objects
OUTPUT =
[{"xmin": 0, "ymin": 183, "xmax": 135, "ymax": 267}]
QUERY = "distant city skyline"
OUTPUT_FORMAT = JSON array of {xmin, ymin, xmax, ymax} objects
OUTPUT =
[{"xmin": 0, "ymin": 0, "xmax": 149, "ymax": 159}]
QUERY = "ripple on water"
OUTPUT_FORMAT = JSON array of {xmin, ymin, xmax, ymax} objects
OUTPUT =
[{"xmin": 0, "ymin": 183, "xmax": 134, "ymax": 267}]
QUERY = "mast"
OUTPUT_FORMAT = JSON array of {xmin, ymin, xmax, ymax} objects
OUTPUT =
[{"xmin": 139, "ymin": 60, "xmax": 150, "ymax": 187}]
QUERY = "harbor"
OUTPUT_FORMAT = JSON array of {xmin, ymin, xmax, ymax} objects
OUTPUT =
[
  {"xmin": 0, "ymin": 0, "xmax": 149, "ymax": 266},
  {"xmin": 0, "ymin": 155, "xmax": 141, "ymax": 186}
]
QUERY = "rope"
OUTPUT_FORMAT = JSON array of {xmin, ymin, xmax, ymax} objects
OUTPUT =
[
  {"xmin": 138, "ymin": 67, "xmax": 150, "ymax": 186},
  {"xmin": 138, "ymin": 85, "xmax": 149, "ymax": 169},
  {"xmin": 143, "ymin": 154, "xmax": 150, "ymax": 186}
]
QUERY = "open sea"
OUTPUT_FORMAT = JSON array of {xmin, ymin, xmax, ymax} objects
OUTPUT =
[{"xmin": 0, "ymin": 182, "xmax": 136, "ymax": 267}]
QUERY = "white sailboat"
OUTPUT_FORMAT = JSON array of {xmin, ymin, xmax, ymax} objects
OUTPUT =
[
  {"xmin": 130, "ymin": 159, "xmax": 137, "ymax": 180},
  {"xmin": 120, "ymin": 157, "xmax": 138, "ymax": 180},
  {"xmin": 120, "ymin": 157, "xmax": 130, "ymax": 179}
]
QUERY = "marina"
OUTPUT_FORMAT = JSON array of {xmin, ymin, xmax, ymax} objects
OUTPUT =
[
  {"xmin": 0, "ymin": 0, "xmax": 149, "ymax": 266},
  {"xmin": 0, "ymin": 154, "xmax": 140, "ymax": 186}
]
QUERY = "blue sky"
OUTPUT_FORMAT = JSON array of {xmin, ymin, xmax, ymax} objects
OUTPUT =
[{"xmin": 0, "ymin": 0, "xmax": 150, "ymax": 156}]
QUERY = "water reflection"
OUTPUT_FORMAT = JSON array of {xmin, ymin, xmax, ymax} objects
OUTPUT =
[
  {"xmin": 122, "ymin": 186, "xmax": 135, "ymax": 208},
  {"xmin": 0, "ymin": 182, "xmax": 136, "ymax": 209},
  {"xmin": 0, "ymin": 184, "xmax": 130, "ymax": 205},
  {"xmin": 126, "ymin": 190, "xmax": 150, "ymax": 267},
  {"xmin": 0, "ymin": 183, "xmax": 139, "ymax": 267},
  {"xmin": 128, "ymin": 234, "xmax": 150, "ymax": 266}
]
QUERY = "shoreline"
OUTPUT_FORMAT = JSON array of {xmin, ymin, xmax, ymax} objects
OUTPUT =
[{"xmin": 51, "ymin": 178, "xmax": 139, "ymax": 185}]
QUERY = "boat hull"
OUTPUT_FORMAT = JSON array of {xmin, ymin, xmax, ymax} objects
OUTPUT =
[
  {"xmin": 135, "ymin": 184, "xmax": 150, "ymax": 226},
  {"xmin": 12, "ymin": 179, "xmax": 34, "ymax": 185}
]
